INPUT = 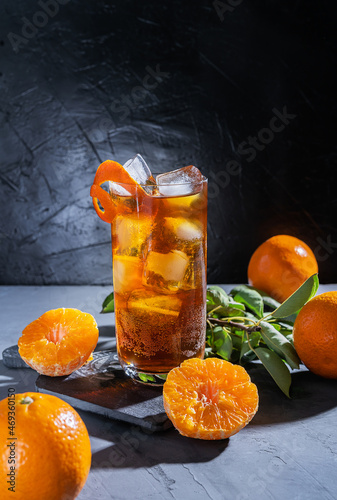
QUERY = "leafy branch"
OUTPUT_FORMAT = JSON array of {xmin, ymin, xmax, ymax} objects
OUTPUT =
[
  {"xmin": 209, "ymin": 318, "xmax": 262, "ymax": 333},
  {"xmin": 206, "ymin": 274, "xmax": 319, "ymax": 397}
]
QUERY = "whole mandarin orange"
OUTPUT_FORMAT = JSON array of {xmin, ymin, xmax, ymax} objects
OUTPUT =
[
  {"xmin": 293, "ymin": 291, "xmax": 337, "ymax": 378},
  {"xmin": 248, "ymin": 235, "xmax": 318, "ymax": 302},
  {"xmin": 0, "ymin": 392, "xmax": 91, "ymax": 500}
]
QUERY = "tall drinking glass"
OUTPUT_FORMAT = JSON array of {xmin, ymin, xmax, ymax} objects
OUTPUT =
[{"xmin": 111, "ymin": 175, "xmax": 207, "ymax": 384}]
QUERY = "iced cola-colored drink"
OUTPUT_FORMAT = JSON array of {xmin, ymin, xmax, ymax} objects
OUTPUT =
[
  {"xmin": 111, "ymin": 161, "xmax": 207, "ymax": 382},
  {"xmin": 90, "ymin": 154, "xmax": 207, "ymax": 383}
]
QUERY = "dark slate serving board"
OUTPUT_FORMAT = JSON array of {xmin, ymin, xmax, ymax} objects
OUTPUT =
[
  {"xmin": 2, "ymin": 344, "xmax": 30, "ymax": 368},
  {"xmin": 3, "ymin": 345, "xmax": 171, "ymax": 432}
]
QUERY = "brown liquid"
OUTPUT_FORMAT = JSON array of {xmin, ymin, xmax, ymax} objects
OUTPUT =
[{"xmin": 112, "ymin": 182, "xmax": 207, "ymax": 373}]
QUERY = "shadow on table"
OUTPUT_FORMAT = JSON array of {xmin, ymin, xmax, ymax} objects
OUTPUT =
[
  {"xmin": 36, "ymin": 349, "xmax": 164, "ymax": 415},
  {"xmin": 86, "ymin": 412, "xmax": 229, "ymax": 469},
  {"xmin": 95, "ymin": 326, "xmax": 116, "ymax": 352},
  {"xmin": 98, "ymin": 325, "xmax": 115, "ymax": 338},
  {"xmin": 248, "ymin": 363, "xmax": 337, "ymax": 426},
  {"xmin": 0, "ymin": 360, "xmax": 37, "ymax": 397}
]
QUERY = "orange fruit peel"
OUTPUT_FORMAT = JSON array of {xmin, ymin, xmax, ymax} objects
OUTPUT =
[
  {"xmin": 0, "ymin": 392, "xmax": 91, "ymax": 500},
  {"xmin": 90, "ymin": 159, "xmax": 142, "ymax": 223},
  {"xmin": 163, "ymin": 357, "xmax": 259, "ymax": 440},
  {"xmin": 18, "ymin": 308, "xmax": 99, "ymax": 376}
]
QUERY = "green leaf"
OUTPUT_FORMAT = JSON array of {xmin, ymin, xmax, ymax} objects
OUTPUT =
[
  {"xmin": 254, "ymin": 347, "xmax": 292, "ymax": 398},
  {"xmin": 277, "ymin": 320, "xmax": 294, "ymax": 330},
  {"xmin": 260, "ymin": 322, "xmax": 300, "ymax": 369},
  {"xmin": 271, "ymin": 274, "xmax": 319, "ymax": 319},
  {"xmin": 231, "ymin": 285, "xmax": 264, "ymax": 318},
  {"xmin": 207, "ymin": 286, "xmax": 229, "ymax": 307},
  {"xmin": 269, "ymin": 323, "xmax": 281, "ymax": 331},
  {"xmin": 285, "ymin": 333, "xmax": 294, "ymax": 343},
  {"xmin": 207, "ymin": 304, "xmax": 245, "ymax": 318},
  {"xmin": 242, "ymin": 311, "xmax": 257, "ymax": 321},
  {"xmin": 213, "ymin": 326, "xmax": 233, "ymax": 360},
  {"xmin": 240, "ymin": 331, "xmax": 260, "ymax": 361},
  {"xmin": 228, "ymin": 297, "xmax": 246, "ymax": 311},
  {"xmin": 139, "ymin": 373, "xmax": 156, "ymax": 383},
  {"xmin": 220, "ymin": 307, "xmax": 246, "ymax": 318},
  {"xmin": 248, "ymin": 288, "xmax": 283, "ymax": 315},
  {"xmin": 207, "ymin": 287, "xmax": 245, "ymax": 318},
  {"xmin": 240, "ymin": 349, "xmax": 257, "ymax": 364},
  {"xmin": 101, "ymin": 292, "xmax": 114, "ymax": 313},
  {"xmin": 204, "ymin": 346, "xmax": 213, "ymax": 358},
  {"xmin": 226, "ymin": 308, "xmax": 246, "ymax": 318},
  {"xmin": 262, "ymin": 295, "xmax": 281, "ymax": 311},
  {"xmin": 278, "ymin": 329, "xmax": 291, "ymax": 339},
  {"xmin": 231, "ymin": 334, "xmax": 243, "ymax": 350},
  {"xmin": 206, "ymin": 327, "xmax": 213, "ymax": 340},
  {"xmin": 207, "ymin": 302, "xmax": 217, "ymax": 313}
]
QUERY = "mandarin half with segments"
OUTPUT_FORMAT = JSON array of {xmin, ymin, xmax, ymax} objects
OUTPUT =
[
  {"xmin": 18, "ymin": 308, "xmax": 98, "ymax": 376},
  {"xmin": 248, "ymin": 234, "xmax": 318, "ymax": 303},
  {"xmin": 0, "ymin": 392, "xmax": 91, "ymax": 500},
  {"xmin": 163, "ymin": 358, "xmax": 258, "ymax": 440}
]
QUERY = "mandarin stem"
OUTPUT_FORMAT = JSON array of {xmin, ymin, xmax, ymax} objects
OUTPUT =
[{"xmin": 208, "ymin": 318, "xmax": 261, "ymax": 333}]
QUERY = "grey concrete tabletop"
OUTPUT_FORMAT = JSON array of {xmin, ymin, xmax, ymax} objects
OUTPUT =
[{"xmin": 1, "ymin": 285, "xmax": 337, "ymax": 500}]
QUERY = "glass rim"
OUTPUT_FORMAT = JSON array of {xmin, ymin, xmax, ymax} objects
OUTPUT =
[{"xmin": 109, "ymin": 174, "xmax": 208, "ymax": 188}]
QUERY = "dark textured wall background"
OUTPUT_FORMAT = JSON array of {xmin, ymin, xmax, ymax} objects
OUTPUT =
[{"xmin": 0, "ymin": 0, "xmax": 336, "ymax": 285}]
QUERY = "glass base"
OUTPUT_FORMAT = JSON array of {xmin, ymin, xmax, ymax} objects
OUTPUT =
[{"xmin": 122, "ymin": 363, "xmax": 168, "ymax": 386}]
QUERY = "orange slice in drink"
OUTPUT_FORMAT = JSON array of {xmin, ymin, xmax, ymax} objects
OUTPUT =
[
  {"xmin": 127, "ymin": 290, "xmax": 181, "ymax": 319},
  {"xmin": 90, "ymin": 160, "xmax": 143, "ymax": 223}
]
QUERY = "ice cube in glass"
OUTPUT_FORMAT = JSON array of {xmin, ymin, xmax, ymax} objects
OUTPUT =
[
  {"xmin": 114, "ymin": 214, "xmax": 153, "ymax": 256},
  {"xmin": 109, "ymin": 154, "xmax": 154, "ymax": 196},
  {"xmin": 113, "ymin": 255, "xmax": 143, "ymax": 294},
  {"xmin": 123, "ymin": 154, "xmax": 154, "ymax": 185},
  {"xmin": 156, "ymin": 165, "xmax": 203, "ymax": 197},
  {"xmin": 144, "ymin": 249, "xmax": 190, "ymax": 292}
]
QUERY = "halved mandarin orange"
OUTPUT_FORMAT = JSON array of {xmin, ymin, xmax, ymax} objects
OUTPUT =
[
  {"xmin": 163, "ymin": 358, "xmax": 259, "ymax": 440},
  {"xmin": 18, "ymin": 308, "xmax": 99, "ymax": 376}
]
